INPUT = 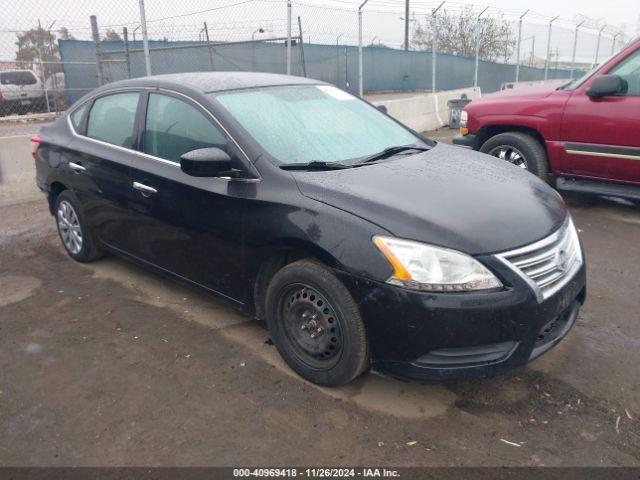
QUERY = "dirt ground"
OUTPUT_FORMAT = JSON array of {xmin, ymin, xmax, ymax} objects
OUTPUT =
[{"xmin": 1, "ymin": 129, "xmax": 639, "ymax": 466}]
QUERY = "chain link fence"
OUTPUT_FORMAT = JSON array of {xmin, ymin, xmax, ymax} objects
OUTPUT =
[{"xmin": 0, "ymin": 0, "xmax": 634, "ymax": 135}]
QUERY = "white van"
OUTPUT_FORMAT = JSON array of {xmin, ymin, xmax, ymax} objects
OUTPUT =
[{"xmin": 0, "ymin": 70, "xmax": 47, "ymax": 116}]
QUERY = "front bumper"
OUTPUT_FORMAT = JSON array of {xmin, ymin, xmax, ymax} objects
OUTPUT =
[
  {"xmin": 337, "ymin": 256, "xmax": 586, "ymax": 383},
  {"xmin": 452, "ymin": 133, "xmax": 477, "ymax": 149}
]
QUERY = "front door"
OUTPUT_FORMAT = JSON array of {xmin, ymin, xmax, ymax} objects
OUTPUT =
[
  {"xmin": 124, "ymin": 91, "xmax": 248, "ymax": 302},
  {"xmin": 561, "ymin": 47, "xmax": 640, "ymax": 184}
]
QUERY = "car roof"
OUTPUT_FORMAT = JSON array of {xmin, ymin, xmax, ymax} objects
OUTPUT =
[{"xmin": 95, "ymin": 72, "xmax": 324, "ymax": 95}]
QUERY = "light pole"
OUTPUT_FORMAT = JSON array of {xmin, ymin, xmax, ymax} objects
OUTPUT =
[
  {"xmin": 595, "ymin": 24, "xmax": 607, "ymax": 66},
  {"xmin": 570, "ymin": 20, "xmax": 585, "ymax": 78},
  {"xmin": 358, "ymin": 0, "xmax": 370, "ymax": 97},
  {"xmin": 611, "ymin": 31, "xmax": 622, "ymax": 55},
  {"xmin": 515, "ymin": 9, "xmax": 529, "ymax": 82},
  {"xmin": 544, "ymin": 16, "xmax": 558, "ymax": 80},
  {"xmin": 474, "ymin": 6, "xmax": 489, "ymax": 88},
  {"xmin": 432, "ymin": 1, "xmax": 445, "ymax": 93}
]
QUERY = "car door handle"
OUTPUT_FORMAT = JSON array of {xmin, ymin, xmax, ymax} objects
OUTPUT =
[
  {"xmin": 133, "ymin": 181, "xmax": 158, "ymax": 196},
  {"xmin": 68, "ymin": 162, "xmax": 86, "ymax": 173}
]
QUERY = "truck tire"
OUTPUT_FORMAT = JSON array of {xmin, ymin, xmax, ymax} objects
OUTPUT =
[{"xmin": 480, "ymin": 132, "xmax": 550, "ymax": 180}]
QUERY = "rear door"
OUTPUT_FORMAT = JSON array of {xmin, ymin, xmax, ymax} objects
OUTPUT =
[
  {"xmin": 65, "ymin": 91, "xmax": 142, "ymax": 249},
  {"xmin": 124, "ymin": 91, "xmax": 247, "ymax": 301},
  {"xmin": 561, "ymin": 47, "xmax": 640, "ymax": 184}
]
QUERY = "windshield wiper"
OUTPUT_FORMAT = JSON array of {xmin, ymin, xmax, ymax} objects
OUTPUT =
[
  {"xmin": 280, "ymin": 161, "xmax": 352, "ymax": 171},
  {"xmin": 358, "ymin": 144, "xmax": 430, "ymax": 164}
]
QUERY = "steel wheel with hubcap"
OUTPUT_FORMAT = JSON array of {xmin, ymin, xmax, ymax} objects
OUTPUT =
[{"xmin": 57, "ymin": 200, "xmax": 83, "ymax": 255}]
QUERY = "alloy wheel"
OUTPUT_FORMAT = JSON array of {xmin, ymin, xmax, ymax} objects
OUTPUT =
[
  {"xmin": 57, "ymin": 200, "xmax": 83, "ymax": 255},
  {"xmin": 488, "ymin": 145, "xmax": 528, "ymax": 170}
]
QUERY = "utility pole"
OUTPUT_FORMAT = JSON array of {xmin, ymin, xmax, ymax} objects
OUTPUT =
[
  {"xmin": 515, "ymin": 9, "xmax": 529, "ymax": 82},
  {"xmin": 432, "ymin": 1, "xmax": 445, "ymax": 93},
  {"xmin": 571, "ymin": 20, "xmax": 585, "ymax": 78},
  {"xmin": 404, "ymin": 0, "xmax": 410, "ymax": 51},
  {"xmin": 123, "ymin": 26, "xmax": 132, "ymax": 78},
  {"xmin": 474, "ymin": 6, "xmax": 488, "ymax": 88},
  {"xmin": 358, "ymin": 0, "xmax": 370, "ymax": 96},
  {"xmin": 138, "ymin": 0, "xmax": 151, "ymax": 75},
  {"xmin": 544, "ymin": 16, "xmax": 558, "ymax": 80}
]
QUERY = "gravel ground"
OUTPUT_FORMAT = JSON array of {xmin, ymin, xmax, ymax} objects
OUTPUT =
[{"xmin": 0, "ymin": 129, "xmax": 639, "ymax": 466}]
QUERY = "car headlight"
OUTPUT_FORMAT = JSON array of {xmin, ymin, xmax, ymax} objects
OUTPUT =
[
  {"xmin": 460, "ymin": 110, "xmax": 468, "ymax": 128},
  {"xmin": 373, "ymin": 236, "xmax": 502, "ymax": 292}
]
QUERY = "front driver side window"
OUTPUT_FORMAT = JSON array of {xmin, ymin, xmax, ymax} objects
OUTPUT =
[
  {"xmin": 86, "ymin": 92, "xmax": 139, "ymax": 148},
  {"xmin": 609, "ymin": 50, "xmax": 640, "ymax": 96},
  {"xmin": 144, "ymin": 93, "xmax": 228, "ymax": 163}
]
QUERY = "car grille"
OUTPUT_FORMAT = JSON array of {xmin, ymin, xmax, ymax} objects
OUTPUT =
[{"xmin": 496, "ymin": 217, "xmax": 583, "ymax": 302}]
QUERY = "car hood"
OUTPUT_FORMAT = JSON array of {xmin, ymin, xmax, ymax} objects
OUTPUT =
[
  {"xmin": 293, "ymin": 143, "xmax": 567, "ymax": 255},
  {"xmin": 479, "ymin": 81, "xmax": 567, "ymax": 101}
]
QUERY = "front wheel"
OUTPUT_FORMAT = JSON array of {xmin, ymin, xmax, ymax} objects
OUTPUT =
[
  {"xmin": 265, "ymin": 259, "xmax": 369, "ymax": 386},
  {"xmin": 480, "ymin": 132, "xmax": 550, "ymax": 180}
]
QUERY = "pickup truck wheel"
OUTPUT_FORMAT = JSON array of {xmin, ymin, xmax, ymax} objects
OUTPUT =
[
  {"xmin": 480, "ymin": 132, "xmax": 549, "ymax": 180},
  {"xmin": 265, "ymin": 259, "xmax": 369, "ymax": 387}
]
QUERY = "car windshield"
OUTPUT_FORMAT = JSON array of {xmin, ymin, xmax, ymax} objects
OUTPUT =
[
  {"xmin": 213, "ymin": 85, "xmax": 425, "ymax": 165},
  {"xmin": 0, "ymin": 71, "xmax": 37, "ymax": 86}
]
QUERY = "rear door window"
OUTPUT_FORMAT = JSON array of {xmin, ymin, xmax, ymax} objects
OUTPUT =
[
  {"xmin": 143, "ymin": 93, "xmax": 228, "ymax": 163},
  {"xmin": 0, "ymin": 71, "xmax": 38, "ymax": 85},
  {"xmin": 86, "ymin": 92, "xmax": 140, "ymax": 149}
]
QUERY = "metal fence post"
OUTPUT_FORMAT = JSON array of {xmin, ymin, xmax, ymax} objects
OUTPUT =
[
  {"xmin": 138, "ymin": 0, "xmax": 152, "ymax": 76},
  {"xmin": 298, "ymin": 16, "xmax": 306, "ymax": 77},
  {"xmin": 544, "ymin": 16, "xmax": 558, "ymax": 81},
  {"xmin": 595, "ymin": 24, "xmax": 606, "ymax": 65},
  {"xmin": 204, "ymin": 22, "xmax": 215, "ymax": 70},
  {"xmin": 90, "ymin": 15, "xmax": 105, "ymax": 85},
  {"xmin": 473, "ymin": 6, "xmax": 488, "ymax": 88},
  {"xmin": 570, "ymin": 20, "xmax": 585, "ymax": 79},
  {"xmin": 123, "ymin": 27, "xmax": 132, "ymax": 78},
  {"xmin": 336, "ymin": 33, "xmax": 344, "ymax": 86},
  {"xmin": 515, "ymin": 9, "xmax": 528, "ymax": 82},
  {"xmin": 286, "ymin": 0, "xmax": 292, "ymax": 75},
  {"xmin": 431, "ymin": 2, "xmax": 445, "ymax": 93},
  {"xmin": 358, "ymin": 0, "xmax": 370, "ymax": 97}
]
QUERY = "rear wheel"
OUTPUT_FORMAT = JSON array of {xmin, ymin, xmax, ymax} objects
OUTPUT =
[
  {"xmin": 480, "ymin": 132, "xmax": 549, "ymax": 180},
  {"xmin": 54, "ymin": 190, "xmax": 104, "ymax": 263},
  {"xmin": 265, "ymin": 259, "xmax": 369, "ymax": 386}
]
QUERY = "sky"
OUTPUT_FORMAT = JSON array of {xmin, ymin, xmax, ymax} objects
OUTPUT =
[{"xmin": 1, "ymin": 0, "xmax": 638, "ymax": 62}]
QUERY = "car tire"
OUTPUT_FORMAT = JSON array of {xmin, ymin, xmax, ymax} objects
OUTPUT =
[
  {"xmin": 265, "ymin": 259, "xmax": 369, "ymax": 386},
  {"xmin": 54, "ymin": 190, "xmax": 104, "ymax": 263},
  {"xmin": 480, "ymin": 132, "xmax": 549, "ymax": 180}
]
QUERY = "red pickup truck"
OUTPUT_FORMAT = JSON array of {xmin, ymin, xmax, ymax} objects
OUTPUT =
[{"xmin": 454, "ymin": 37, "xmax": 640, "ymax": 200}]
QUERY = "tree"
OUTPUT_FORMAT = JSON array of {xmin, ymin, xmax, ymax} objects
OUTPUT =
[
  {"xmin": 15, "ymin": 26, "xmax": 60, "ymax": 75},
  {"xmin": 58, "ymin": 27, "xmax": 75, "ymax": 40},
  {"xmin": 103, "ymin": 29, "xmax": 122, "ymax": 41},
  {"xmin": 411, "ymin": 10, "xmax": 515, "ymax": 63}
]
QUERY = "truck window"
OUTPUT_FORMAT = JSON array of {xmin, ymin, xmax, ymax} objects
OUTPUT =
[{"xmin": 609, "ymin": 50, "xmax": 640, "ymax": 96}]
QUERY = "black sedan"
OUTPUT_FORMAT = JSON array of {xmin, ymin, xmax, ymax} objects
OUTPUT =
[{"xmin": 33, "ymin": 73, "xmax": 586, "ymax": 386}]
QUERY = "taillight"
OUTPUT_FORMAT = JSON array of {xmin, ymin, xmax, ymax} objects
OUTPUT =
[{"xmin": 30, "ymin": 136, "xmax": 41, "ymax": 159}]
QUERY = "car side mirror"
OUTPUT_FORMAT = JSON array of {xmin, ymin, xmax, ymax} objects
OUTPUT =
[
  {"xmin": 180, "ymin": 147, "xmax": 241, "ymax": 178},
  {"xmin": 586, "ymin": 75, "xmax": 623, "ymax": 98},
  {"xmin": 376, "ymin": 104, "xmax": 388, "ymax": 114}
]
